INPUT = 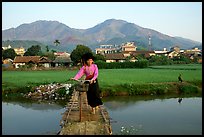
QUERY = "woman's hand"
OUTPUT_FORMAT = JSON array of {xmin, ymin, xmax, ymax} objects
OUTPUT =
[
  {"xmin": 90, "ymin": 79, "xmax": 96, "ymax": 84},
  {"xmin": 70, "ymin": 78, "xmax": 76, "ymax": 81}
]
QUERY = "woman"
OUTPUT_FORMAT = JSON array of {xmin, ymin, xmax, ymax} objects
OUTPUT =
[{"xmin": 70, "ymin": 53, "xmax": 103, "ymax": 114}]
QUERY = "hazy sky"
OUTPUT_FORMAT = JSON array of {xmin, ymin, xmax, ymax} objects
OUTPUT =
[{"xmin": 2, "ymin": 2, "xmax": 202, "ymax": 43}]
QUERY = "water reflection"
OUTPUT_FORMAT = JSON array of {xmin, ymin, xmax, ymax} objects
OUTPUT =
[
  {"xmin": 103, "ymin": 96, "xmax": 202, "ymax": 135},
  {"xmin": 178, "ymin": 98, "xmax": 182, "ymax": 103},
  {"xmin": 2, "ymin": 95, "xmax": 202, "ymax": 135},
  {"xmin": 2, "ymin": 101, "xmax": 65, "ymax": 135},
  {"xmin": 4, "ymin": 101, "xmax": 64, "ymax": 111}
]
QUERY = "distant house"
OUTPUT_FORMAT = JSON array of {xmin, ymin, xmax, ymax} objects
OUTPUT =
[
  {"xmin": 170, "ymin": 46, "xmax": 180, "ymax": 52},
  {"xmin": 184, "ymin": 47, "xmax": 202, "ymax": 57},
  {"xmin": 14, "ymin": 46, "xmax": 25, "ymax": 56},
  {"xmin": 104, "ymin": 53, "xmax": 139, "ymax": 62},
  {"xmin": 53, "ymin": 56, "xmax": 72, "ymax": 67},
  {"xmin": 127, "ymin": 50, "xmax": 155, "ymax": 58},
  {"xmin": 104, "ymin": 53, "xmax": 126, "ymax": 63},
  {"xmin": 13, "ymin": 56, "xmax": 52, "ymax": 68},
  {"xmin": 54, "ymin": 52, "xmax": 70, "ymax": 57},
  {"xmin": 167, "ymin": 46, "xmax": 182, "ymax": 58},
  {"xmin": 95, "ymin": 45, "xmax": 119, "ymax": 55},
  {"xmin": 3, "ymin": 58, "xmax": 13, "ymax": 64},
  {"xmin": 120, "ymin": 42, "xmax": 137, "ymax": 52},
  {"xmin": 154, "ymin": 48, "xmax": 168, "ymax": 56},
  {"xmin": 2, "ymin": 58, "xmax": 13, "ymax": 68},
  {"xmin": 2, "ymin": 45, "xmax": 12, "ymax": 50},
  {"xmin": 96, "ymin": 42, "xmax": 137, "ymax": 56}
]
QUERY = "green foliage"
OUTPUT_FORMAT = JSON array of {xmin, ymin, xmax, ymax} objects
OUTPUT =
[
  {"xmin": 42, "ymin": 51, "xmax": 56, "ymax": 61},
  {"xmin": 147, "ymin": 54, "xmax": 195, "ymax": 65},
  {"xmin": 187, "ymin": 80, "xmax": 202, "ymax": 88},
  {"xmin": 2, "ymin": 85, "xmax": 33, "ymax": 95},
  {"xmin": 70, "ymin": 45, "xmax": 93, "ymax": 65},
  {"xmin": 148, "ymin": 55, "xmax": 173, "ymax": 65},
  {"xmin": 94, "ymin": 54, "xmax": 106, "ymax": 62},
  {"xmin": 178, "ymin": 85, "xmax": 199, "ymax": 94},
  {"xmin": 148, "ymin": 64, "xmax": 202, "ymax": 70},
  {"xmin": 172, "ymin": 54, "xmax": 191, "ymax": 64},
  {"xmin": 54, "ymin": 40, "xmax": 60, "ymax": 46},
  {"xmin": 119, "ymin": 83, "xmax": 167, "ymax": 95},
  {"xmin": 56, "ymin": 87, "xmax": 66, "ymax": 97},
  {"xmin": 2, "ymin": 48, "xmax": 17, "ymax": 60},
  {"xmin": 24, "ymin": 45, "xmax": 42, "ymax": 56},
  {"xmin": 46, "ymin": 45, "xmax": 49, "ymax": 52},
  {"xmin": 104, "ymin": 82, "xmax": 201, "ymax": 96},
  {"xmin": 107, "ymin": 88, "xmax": 117, "ymax": 96},
  {"xmin": 95, "ymin": 60, "xmax": 149, "ymax": 69}
]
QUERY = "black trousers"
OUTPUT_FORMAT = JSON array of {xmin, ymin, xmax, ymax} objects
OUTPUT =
[{"xmin": 87, "ymin": 79, "xmax": 103, "ymax": 107}]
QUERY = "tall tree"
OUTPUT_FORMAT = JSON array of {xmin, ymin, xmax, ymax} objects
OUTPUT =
[
  {"xmin": 2, "ymin": 48, "xmax": 17, "ymax": 60},
  {"xmin": 24, "ymin": 45, "xmax": 42, "ymax": 56},
  {"xmin": 46, "ymin": 45, "xmax": 49, "ymax": 52},
  {"xmin": 70, "ymin": 45, "xmax": 92, "ymax": 65},
  {"xmin": 54, "ymin": 40, "xmax": 60, "ymax": 46},
  {"xmin": 43, "ymin": 52, "xmax": 56, "ymax": 61}
]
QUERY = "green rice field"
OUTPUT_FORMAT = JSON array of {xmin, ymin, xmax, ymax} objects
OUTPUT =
[{"xmin": 2, "ymin": 64, "xmax": 202, "ymax": 91}]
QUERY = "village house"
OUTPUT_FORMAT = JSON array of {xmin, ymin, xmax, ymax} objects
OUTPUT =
[
  {"xmin": 2, "ymin": 45, "xmax": 25, "ymax": 56},
  {"xmin": 54, "ymin": 52, "xmax": 70, "ymax": 57},
  {"xmin": 53, "ymin": 51, "xmax": 72, "ymax": 67},
  {"xmin": 167, "ymin": 46, "xmax": 185, "ymax": 58},
  {"xmin": 154, "ymin": 48, "xmax": 168, "ymax": 56},
  {"xmin": 183, "ymin": 47, "xmax": 202, "ymax": 63},
  {"xmin": 2, "ymin": 45, "xmax": 12, "ymax": 50},
  {"xmin": 2, "ymin": 58, "xmax": 13, "ymax": 64},
  {"xmin": 14, "ymin": 46, "xmax": 25, "ymax": 56},
  {"xmin": 184, "ymin": 47, "xmax": 202, "ymax": 57},
  {"xmin": 95, "ymin": 44, "xmax": 119, "ymax": 55},
  {"xmin": 131, "ymin": 50, "xmax": 155, "ymax": 58},
  {"xmin": 104, "ymin": 53, "xmax": 126, "ymax": 63},
  {"xmin": 13, "ymin": 56, "xmax": 52, "ymax": 68},
  {"xmin": 120, "ymin": 42, "xmax": 137, "ymax": 52},
  {"xmin": 53, "ymin": 56, "xmax": 72, "ymax": 67},
  {"xmin": 2, "ymin": 58, "xmax": 13, "ymax": 68},
  {"xmin": 103, "ymin": 42, "xmax": 153, "ymax": 62}
]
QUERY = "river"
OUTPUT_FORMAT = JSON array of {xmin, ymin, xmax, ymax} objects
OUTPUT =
[{"xmin": 2, "ymin": 95, "xmax": 202, "ymax": 135}]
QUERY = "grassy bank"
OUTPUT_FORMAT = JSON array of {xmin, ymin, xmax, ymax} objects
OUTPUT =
[
  {"xmin": 100, "ymin": 81, "xmax": 202, "ymax": 97},
  {"xmin": 2, "ymin": 64, "xmax": 202, "ymax": 96}
]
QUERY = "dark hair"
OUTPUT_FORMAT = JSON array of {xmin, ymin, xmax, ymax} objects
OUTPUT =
[{"xmin": 82, "ymin": 53, "xmax": 94, "ymax": 64}]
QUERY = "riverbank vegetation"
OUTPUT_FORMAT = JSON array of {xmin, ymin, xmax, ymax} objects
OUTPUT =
[{"xmin": 2, "ymin": 64, "xmax": 202, "ymax": 97}]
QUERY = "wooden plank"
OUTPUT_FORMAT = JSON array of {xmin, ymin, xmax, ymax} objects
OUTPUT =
[{"xmin": 58, "ymin": 90, "xmax": 112, "ymax": 135}]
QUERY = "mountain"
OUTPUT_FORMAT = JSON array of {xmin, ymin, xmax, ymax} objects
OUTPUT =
[{"xmin": 2, "ymin": 19, "xmax": 202, "ymax": 52}]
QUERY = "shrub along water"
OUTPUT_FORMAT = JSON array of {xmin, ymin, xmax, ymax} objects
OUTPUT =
[
  {"xmin": 95, "ymin": 60, "xmax": 149, "ymax": 69},
  {"xmin": 100, "ymin": 81, "xmax": 201, "ymax": 97}
]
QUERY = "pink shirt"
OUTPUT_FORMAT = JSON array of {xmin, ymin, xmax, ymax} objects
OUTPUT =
[{"xmin": 74, "ymin": 64, "xmax": 98, "ymax": 81}]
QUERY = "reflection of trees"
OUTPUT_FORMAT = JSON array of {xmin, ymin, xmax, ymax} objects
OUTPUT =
[
  {"xmin": 103, "ymin": 95, "xmax": 182, "ymax": 110},
  {"xmin": 103, "ymin": 96, "xmax": 149, "ymax": 110},
  {"xmin": 2, "ymin": 96, "xmax": 66, "ymax": 110},
  {"xmin": 2, "ymin": 95, "xmax": 67, "ymax": 107},
  {"xmin": 104, "ymin": 100, "xmax": 144, "ymax": 110},
  {"xmin": 2, "ymin": 101, "xmax": 64, "ymax": 111}
]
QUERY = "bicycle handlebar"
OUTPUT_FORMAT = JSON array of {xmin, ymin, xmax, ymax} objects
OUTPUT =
[{"xmin": 70, "ymin": 78, "xmax": 91, "ymax": 84}]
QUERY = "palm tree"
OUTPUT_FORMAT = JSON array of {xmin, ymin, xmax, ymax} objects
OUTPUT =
[{"xmin": 54, "ymin": 39, "xmax": 60, "ymax": 46}]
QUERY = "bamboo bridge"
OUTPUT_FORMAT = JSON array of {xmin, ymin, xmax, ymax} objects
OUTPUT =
[{"xmin": 58, "ymin": 88, "xmax": 112, "ymax": 135}]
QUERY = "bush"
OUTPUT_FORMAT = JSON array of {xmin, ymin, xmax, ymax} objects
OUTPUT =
[
  {"xmin": 178, "ymin": 85, "xmax": 198, "ymax": 94},
  {"xmin": 56, "ymin": 87, "xmax": 67, "ymax": 97},
  {"xmin": 95, "ymin": 60, "xmax": 149, "ymax": 69}
]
